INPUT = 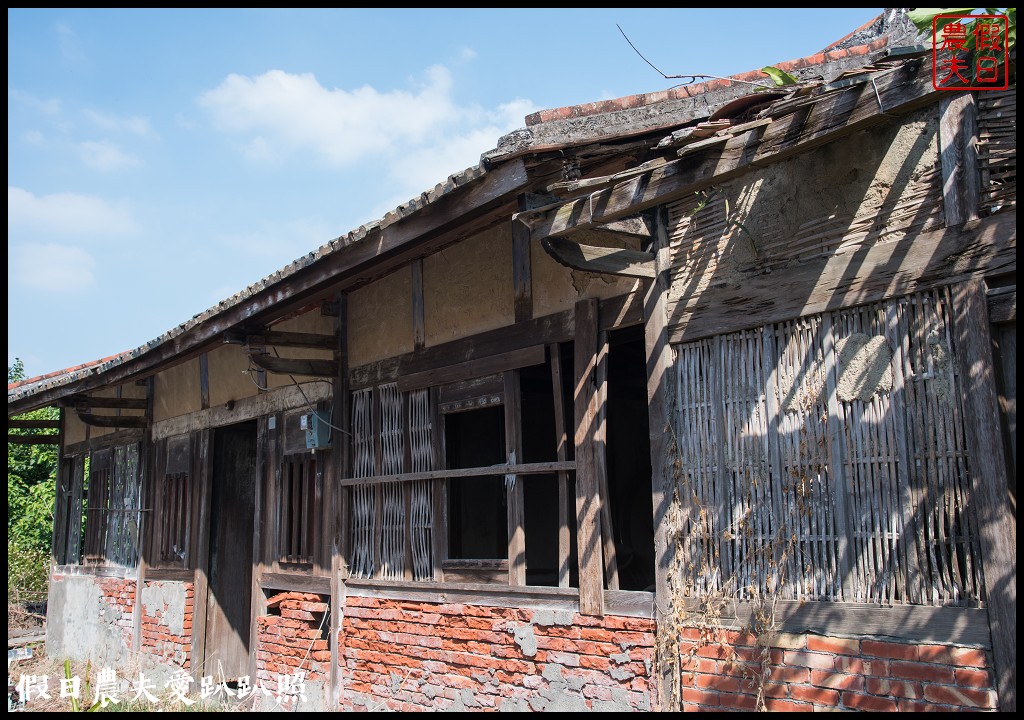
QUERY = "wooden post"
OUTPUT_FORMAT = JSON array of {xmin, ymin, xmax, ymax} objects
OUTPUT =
[
  {"xmin": 644, "ymin": 209, "xmax": 677, "ymax": 710},
  {"xmin": 199, "ymin": 353, "xmax": 210, "ymax": 411},
  {"xmin": 329, "ymin": 291, "xmax": 350, "ymax": 710},
  {"xmin": 248, "ymin": 418, "xmax": 267, "ymax": 682},
  {"xmin": 512, "ymin": 196, "xmax": 533, "ymax": 323},
  {"xmin": 411, "ymin": 260, "xmax": 426, "ymax": 351},
  {"xmin": 953, "ymin": 279, "xmax": 1015, "ymax": 712},
  {"xmin": 550, "ymin": 344, "xmax": 571, "ymax": 588},
  {"xmin": 132, "ymin": 378, "xmax": 155, "ymax": 653},
  {"xmin": 574, "ymin": 298, "xmax": 604, "ymax": 616},
  {"xmin": 939, "ymin": 92, "xmax": 981, "ymax": 227},
  {"xmin": 505, "ymin": 370, "xmax": 527, "ymax": 586},
  {"xmin": 191, "ymin": 429, "xmax": 213, "ymax": 684},
  {"xmin": 595, "ymin": 330, "xmax": 619, "ymax": 590}
]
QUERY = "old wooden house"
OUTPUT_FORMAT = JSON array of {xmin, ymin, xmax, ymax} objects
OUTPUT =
[{"xmin": 8, "ymin": 11, "xmax": 1016, "ymax": 712}]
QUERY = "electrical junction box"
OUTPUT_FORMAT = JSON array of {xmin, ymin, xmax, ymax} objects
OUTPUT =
[{"xmin": 300, "ymin": 412, "xmax": 331, "ymax": 449}]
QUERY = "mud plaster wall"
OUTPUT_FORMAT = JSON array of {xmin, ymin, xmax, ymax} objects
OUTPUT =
[
  {"xmin": 348, "ymin": 266, "xmax": 413, "ymax": 368},
  {"xmin": 207, "ymin": 343, "xmax": 259, "ymax": 408},
  {"xmin": 265, "ymin": 307, "xmax": 337, "ymax": 390},
  {"xmin": 423, "ymin": 226, "xmax": 514, "ymax": 347},
  {"xmin": 675, "ymin": 627, "xmax": 998, "ymax": 711},
  {"xmin": 153, "ymin": 358, "xmax": 202, "ymax": 423},
  {"xmin": 45, "ymin": 575, "xmax": 135, "ymax": 667},
  {"xmin": 531, "ymin": 229, "xmax": 642, "ymax": 319},
  {"xmin": 339, "ymin": 597, "xmax": 654, "ymax": 712},
  {"xmin": 64, "ymin": 409, "xmax": 87, "ymax": 447},
  {"xmin": 668, "ymin": 108, "xmax": 942, "ymax": 312}
]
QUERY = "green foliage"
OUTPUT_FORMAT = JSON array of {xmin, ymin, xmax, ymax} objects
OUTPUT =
[
  {"xmin": 8, "ymin": 358, "xmax": 60, "ymax": 603},
  {"xmin": 760, "ymin": 65, "xmax": 799, "ymax": 86}
]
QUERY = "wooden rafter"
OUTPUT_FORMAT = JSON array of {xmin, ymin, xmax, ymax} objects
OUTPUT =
[
  {"xmin": 76, "ymin": 412, "xmax": 148, "ymax": 429},
  {"xmin": 542, "ymin": 237, "xmax": 656, "ymax": 279},
  {"xmin": 249, "ymin": 354, "xmax": 339, "ymax": 378}
]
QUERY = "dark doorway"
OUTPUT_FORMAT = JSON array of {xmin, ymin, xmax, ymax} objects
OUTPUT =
[
  {"xmin": 205, "ymin": 421, "xmax": 257, "ymax": 679},
  {"xmin": 446, "ymin": 406, "xmax": 506, "ymax": 559},
  {"xmin": 606, "ymin": 326, "xmax": 656, "ymax": 591}
]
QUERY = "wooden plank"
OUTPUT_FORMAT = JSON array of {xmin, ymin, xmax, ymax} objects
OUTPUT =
[
  {"xmin": 939, "ymin": 92, "xmax": 981, "ymax": 227},
  {"xmin": 512, "ymin": 212, "xmax": 533, "ymax": 323},
  {"xmin": 144, "ymin": 568, "xmax": 196, "ymax": 582},
  {"xmin": 7, "ymin": 419, "xmax": 60, "ymax": 430},
  {"xmin": 594, "ymin": 332, "xmax": 619, "ymax": 590},
  {"xmin": 249, "ymin": 417, "xmax": 269, "ymax": 681},
  {"xmin": 346, "ymin": 576, "xmax": 581, "ymax": 614},
  {"xmin": 644, "ymin": 209, "xmax": 679, "ymax": 711},
  {"xmin": 542, "ymin": 237, "xmax": 656, "ymax": 279},
  {"xmin": 76, "ymin": 413, "xmax": 148, "ymax": 429},
  {"xmin": 339, "ymin": 461, "xmax": 576, "ymax": 487},
  {"xmin": 7, "ymin": 434, "xmax": 60, "ymax": 445},
  {"xmin": 679, "ymin": 598, "xmax": 993, "ymax": 647},
  {"xmin": 249, "ymin": 355, "xmax": 338, "ymax": 378},
  {"xmin": 411, "ymin": 259, "xmax": 426, "ymax": 351},
  {"xmin": 994, "ymin": 322, "xmax": 1016, "ymax": 479},
  {"xmin": 550, "ymin": 343, "xmax": 571, "ymax": 588},
  {"xmin": 11, "ymin": 158, "xmax": 531, "ymax": 416},
  {"xmin": 953, "ymin": 279, "xmax": 1016, "ymax": 711},
  {"xmin": 396, "ymin": 345, "xmax": 546, "ymax": 393},
  {"xmin": 504, "ymin": 371, "xmax": 526, "ymax": 586},
  {"xmin": 437, "ymin": 374, "xmax": 504, "ymax": 408},
  {"xmin": 604, "ymin": 590, "xmax": 656, "ymax": 619},
  {"xmin": 198, "ymin": 352, "xmax": 210, "ymax": 411},
  {"xmin": 260, "ymin": 572, "xmax": 332, "ymax": 594},
  {"xmin": 667, "ymin": 213, "xmax": 1015, "ymax": 344},
  {"xmin": 431, "ymin": 387, "xmax": 446, "ymax": 582},
  {"xmin": 574, "ymin": 297, "xmax": 604, "ymax": 616},
  {"xmin": 250, "ymin": 331, "xmax": 337, "ymax": 350},
  {"xmin": 330, "ymin": 291, "xmax": 350, "ymax": 709}
]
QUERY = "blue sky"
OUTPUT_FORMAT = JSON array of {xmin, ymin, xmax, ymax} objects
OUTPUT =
[{"xmin": 8, "ymin": 8, "xmax": 881, "ymax": 378}]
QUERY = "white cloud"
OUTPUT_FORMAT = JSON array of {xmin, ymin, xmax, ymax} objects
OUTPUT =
[
  {"xmin": 84, "ymin": 109, "xmax": 156, "ymax": 138},
  {"xmin": 79, "ymin": 141, "xmax": 142, "ymax": 171},
  {"xmin": 8, "ymin": 88, "xmax": 62, "ymax": 117},
  {"xmin": 21, "ymin": 130, "xmax": 44, "ymax": 145},
  {"xmin": 7, "ymin": 186, "xmax": 139, "ymax": 239},
  {"xmin": 198, "ymin": 65, "xmax": 531, "ymax": 174},
  {"xmin": 9, "ymin": 242, "xmax": 96, "ymax": 292},
  {"xmin": 458, "ymin": 47, "xmax": 478, "ymax": 62}
]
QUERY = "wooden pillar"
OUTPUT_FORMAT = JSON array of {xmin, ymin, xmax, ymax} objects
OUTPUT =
[
  {"xmin": 643, "ymin": 208, "xmax": 676, "ymax": 710},
  {"xmin": 574, "ymin": 297, "xmax": 604, "ymax": 616},
  {"xmin": 505, "ymin": 370, "xmax": 526, "ymax": 586},
  {"xmin": 550, "ymin": 344, "xmax": 571, "ymax": 588},
  {"xmin": 953, "ymin": 279, "xmax": 1015, "ymax": 711},
  {"xmin": 329, "ymin": 291, "xmax": 350, "ymax": 710},
  {"xmin": 512, "ymin": 196, "xmax": 533, "ymax": 323},
  {"xmin": 939, "ymin": 92, "xmax": 980, "ymax": 227}
]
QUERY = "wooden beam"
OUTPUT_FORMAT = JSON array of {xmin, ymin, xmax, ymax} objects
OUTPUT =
[
  {"xmin": 953, "ymin": 279, "xmax": 1016, "ymax": 712},
  {"xmin": 7, "ymin": 434, "xmax": 60, "ymax": 445},
  {"xmin": 198, "ymin": 352, "xmax": 210, "ymax": 411},
  {"xmin": 504, "ymin": 371, "xmax": 526, "ymax": 586},
  {"xmin": 396, "ymin": 345, "xmax": 546, "ymax": 393},
  {"xmin": 76, "ymin": 413, "xmax": 148, "ymax": 429},
  {"xmin": 248, "ymin": 331, "xmax": 337, "ymax": 350},
  {"xmin": 330, "ymin": 291, "xmax": 350, "ymax": 709},
  {"xmin": 249, "ymin": 355, "xmax": 339, "ymax": 378},
  {"xmin": 339, "ymin": 461, "xmax": 576, "ymax": 488},
  {"xmin": 542, "ymin": 237, "xmax": 656, "ymax": 279},
  {"xmin": 988, "ymin": 286, "xmax": 1016, "ymax": 324},
  {"xmin": 9, "ymin": 158, "xmax": 531, "ymax": 416},
  {"xmin": 574, "ymin": 298, "xmax": 604, "ymax": 616},
  {"xmin": 67, "ymin": 395, "xmax": 149, "ymax": 410},
  {"xmin": 594, "ymin": 332, "xmax": 618, "ymax": 590},
  {"xmin": 518, "ymin": 57, "xmax": 941, "ymax": 240},
  {"xmin": 8, "ymin": 419, "xmax": 60, "ymax": 430}
]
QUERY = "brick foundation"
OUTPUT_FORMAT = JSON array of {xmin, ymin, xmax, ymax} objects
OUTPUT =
[
  {"xmin": 96, "ymin": 576, "xmax": 136, "ymax": 650},
  {"xmin": 676, "ymin": 628, "xmax": 998, "ymax": 712},
  {"xmin": 138, "ymin": 581, "xmax": 194, "ymax": 670},
  {"xmin": 255, "ymin": 591, "xmax": 331, "ymax": 695},
  {"xmin": 339, "ymin": 597, "xmax": 655, "ymax": 711}
]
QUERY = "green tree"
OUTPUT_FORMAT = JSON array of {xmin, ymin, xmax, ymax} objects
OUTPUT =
[{"xmin": 8, "ymin": 358, "xmax": 60, "ymax": 602}]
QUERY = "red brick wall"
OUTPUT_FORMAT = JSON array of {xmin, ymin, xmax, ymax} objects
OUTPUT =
[
  {"xmin": 138, "ymin": 581, "xmax": 194, "ymax": 670},
  {"xmin": 256, "ymin": 591, "xmax": 331, "ymax": 696},
  {"xmin": 678, "ymin": 628, "xmax": 998, "ymax": 711},
  {"xmin": 339, "ymin": 598, "xmax": 655, "ymax": 712},
  {"xmin": 96, "ymin": 577, "xmax": 136, "ymax": 651}
]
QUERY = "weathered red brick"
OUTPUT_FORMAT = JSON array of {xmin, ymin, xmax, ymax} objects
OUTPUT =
[
  {"xmin": 949, "ymin": 647, "xmax": 988, "ymax": 668},
  {"xmin": 862, "ymin": 639, "xmax": 917, "ymax": 661},
  {"xmin": 718, "ymin": 691, "xmax": 758, "ymax": 710},
  {"xmin": 916, "ymin": 645, "xmax": 955, "ymax": 664},
  {"xmin": 765, "ymin": 698, "xmax": 813, "ymax": 711},
  {"xmin": 807, "ymin": 636, "xmax": 860, "ymax": 655},
  {"xmin": 808, "ymin": 671, "xmax": 865, "ymax": 692},
  {"xmin": 890, "ymin": 661, "xmax": 955, "ymax": 684},
  {"xmin": 791, "ymin": 685, "xmax": 839, "ymax": 705},
  {"xmin": 694, "ymin": 673, "xmax": 742, "ymax": 692},
  {"xmin": 954, "ymin": 667, "xmax": 992, "ymax": 688},
  {"xmin": 865, "ymin": 677, "xmax": 923, "ymax": 699},
  {"xmin": 842, "ymin": 692, "xmax": 898, "ymax": 711},
  {"xmin": 923, "ymin": 684, "xmax": 996, "ymax": 708},
  {"xmin": 681, "ymin": 688, "xmax": 719, "ymax": 706}
]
